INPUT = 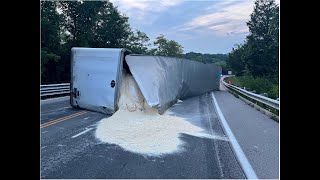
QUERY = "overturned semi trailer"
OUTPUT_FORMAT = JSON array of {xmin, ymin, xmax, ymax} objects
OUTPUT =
[{"xmin": 70, "ymin": 47, "xmax": 221, "ymax": 114}]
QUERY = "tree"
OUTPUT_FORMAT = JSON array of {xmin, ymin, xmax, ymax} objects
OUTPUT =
[
  {"xmin": 183, "ymin": 52, "xmax": 228, "ymax": 63},
  {"xmin": 268, "ymin": 3, "xmax": 279, "ymax": 82},
  {"xmin": 226, "ymin": 0, "xmax": 279, "ymax": 81},
  {"xmin": 149, "ymin": 34, "xmax": 184, "ymax": 58},
  {"xmin": 58, "ymin": 1, "xmax": 105, "ymax": 47},
  {"xmin": 53, "ymin": 0, "xmax": 136, "ymax": 84},
  {"xmin": 41, "ymin": 1, "xmax": 63, "ymax": 84},
  {"xmin": 124, "ymin": 29, "xmax": 150, "ymax": 54},
  {"xmin": 226, "ymin": 44, "xmax": 247, "ymax": 76},
  {"xmin": 245, "ymin": 0, "xmax": 279, "ymax": 79},
  {"xmin": 43, "ymin": 1, "xmax": 190, "ymax": 84},
  {"xmin": 93, "ymin": 2, "xmax": 132, "ymax": 48},
  {"xmin": 58, "ymin": 1, "xmax": 130, "ymax": 48}
]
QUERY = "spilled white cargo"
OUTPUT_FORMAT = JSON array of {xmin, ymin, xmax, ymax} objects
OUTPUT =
[
  {"xmin": 70, "ymin": 48, "xmax": 223, "ymax": 156},
  {"xmin": 95, "ymin": 71, "xmax": 220, "ymax": 156}
]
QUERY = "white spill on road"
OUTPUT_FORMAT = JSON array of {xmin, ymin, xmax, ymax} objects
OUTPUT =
[
  {"xmin": 96, "ymin": 71, "xmax": 222, "ymax": 157},
  {"xmin": 72, "ymin": 128, "xmax": 93, "ymax": 138}
]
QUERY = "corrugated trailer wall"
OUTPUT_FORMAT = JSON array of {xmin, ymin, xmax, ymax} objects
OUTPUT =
[{"xmin": 125, "ymin": 55, "xmax": 221, "ymax": 114}]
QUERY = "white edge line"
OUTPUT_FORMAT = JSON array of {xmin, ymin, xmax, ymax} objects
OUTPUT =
[
  {"xmin": 71, "ymin": 128, "xmax": 93, "ymax": 138},
  {"xmin": 211, "ymin": 92, "xmax": 258, "ymax": 179}
]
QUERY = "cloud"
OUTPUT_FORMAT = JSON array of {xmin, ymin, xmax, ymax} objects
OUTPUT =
[
  {"xmin": 205, "ymin": 0, "xmax": 241, "ymax": 11},
  {"xmin": 174, "ymin": 0, "xmax": 254, "ymax": 36},
  {"xmin": 110, "ymin": 0, "xmax": 182, "ymax": 25}
]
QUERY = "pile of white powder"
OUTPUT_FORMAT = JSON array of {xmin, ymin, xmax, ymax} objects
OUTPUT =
[{"xmin": 95, "ymin": 70, "xmax": 222, "ymax": 156}]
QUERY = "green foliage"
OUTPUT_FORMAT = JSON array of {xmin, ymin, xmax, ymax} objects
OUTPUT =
[
  {"xmin": 41, "ymin": 49, "xmax": 60, "ymax": 76},
  {"xmin": 42, "ymin": 1, "xmax": 225, "ymax": 84},
  {"xmin": 226, "ymin": 0, "xmax": 279, "ymax": 82},
  {"xmin": 181, "ymin": 52, "xmax": 228, "ymax": 74},
  {"xmin": 183, "ymin": 52, "xmax": 227, "ymax": 64},
  {"xmin": 125, "ymin": 30, "xmax": 150, "ymax": 54},
  {"xmin": 213, "ymin": 61, "xmax": 226, "ymax": 67},
  {"xmin": 41, "ymin": 1, "xmax": 63, "ymax": 51},
  {"xmin": 41, "ymin": 49, "xmax": 60, "ymax": 63},
  {"xmin": 93, "ymin": 2, "xmax": 132, "ymax": 48},
  {"xmin": 227, "ymin": 76, "xmax": 278, "ymax": 99},
  {"xmin": 270, "ymin": 84, "xmax": 279, "ymax": 100},
  {"xmin": 41, "ymin": 0, "xmax": 188, "ymax": 84},
  {"xmin": 41, "ymin": 0, "xmax": 151, "ymax": 84},
  {"xmin": 226, "ymin": 44, "xmax": 247, "ymax": 76},
  {"xmin": 148, "ymin": 34, "xmax": 184, "ymax": 58},
  {"xmin": 41, "ymin": 1, "xmax": 64, "ymax": 84},
  {"xmin": 58, "ymin": 0, "xmax": 131, "ymax": 48},
  {"xmin": 225, "ymin": 0, "xmax": 279, "ymax": 98}
]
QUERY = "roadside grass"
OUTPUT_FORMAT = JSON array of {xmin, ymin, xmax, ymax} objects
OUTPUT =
[{"xmin": 225, "ymin": 75, "xmax": 279, "ymax": 100}]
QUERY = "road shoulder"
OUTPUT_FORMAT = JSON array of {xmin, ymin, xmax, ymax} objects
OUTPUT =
[{"xmin": 213, "ymin": 90, "xmax": 279, "ymax": 179}]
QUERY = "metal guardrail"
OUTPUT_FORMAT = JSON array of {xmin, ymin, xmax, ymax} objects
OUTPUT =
[
  {"xmin": 40, "ymin": 83, "xmax": 70, "ymax": 97},
  {"xmin": 41, "ymin": 79, "xmax": 279, "ymax": 111},
  {"xmin": 221, "ymin": 78, "xmax": 279, "ymax": 111}
]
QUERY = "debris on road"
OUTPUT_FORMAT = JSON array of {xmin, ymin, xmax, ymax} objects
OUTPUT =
[{"xmin": 95, "ymin": 70, "xmax": 217, "ymax": 156}]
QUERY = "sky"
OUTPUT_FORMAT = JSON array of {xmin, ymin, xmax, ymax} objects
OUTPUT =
[{"xmin": 110, "ymin": 0, "xmax": 279, "ymax": 54}]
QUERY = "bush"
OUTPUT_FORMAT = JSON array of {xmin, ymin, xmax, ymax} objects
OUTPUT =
[
  {"xmin": 269, "ymin": 84, "xmax": 279, "ymax": 99},
  {"xmin": 226, "ymin": 75, "xmax": 278, "ymax": 99}
]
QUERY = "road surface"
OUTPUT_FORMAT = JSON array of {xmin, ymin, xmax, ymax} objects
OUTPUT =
[{"xmin": 40, "ymin": 89, "xmax": 278, "ymax": 179}]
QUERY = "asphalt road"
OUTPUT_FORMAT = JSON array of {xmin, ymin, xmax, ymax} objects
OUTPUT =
[
  {"xmin": 40, "ymin": 94, "xmax": 246, "ymax": 179},
  {"xmin": 215, "ymin": 84, "xmax": 279, "ymax": 178}
]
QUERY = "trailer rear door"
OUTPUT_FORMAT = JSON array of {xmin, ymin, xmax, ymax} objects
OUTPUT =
[{"xmin": 70, "ymin": 47, "xmax": 125, "ymax": 114}]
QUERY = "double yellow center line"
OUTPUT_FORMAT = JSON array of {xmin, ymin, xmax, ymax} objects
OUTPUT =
[{"xmin": 40, "ymin": 111, "xmax": 88, "ymax": 128}]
